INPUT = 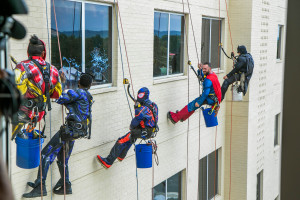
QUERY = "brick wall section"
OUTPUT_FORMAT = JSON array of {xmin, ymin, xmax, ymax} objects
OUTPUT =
[{"xmin": 8, "ymin": 0, "xmax": 286, "ymax": 199}]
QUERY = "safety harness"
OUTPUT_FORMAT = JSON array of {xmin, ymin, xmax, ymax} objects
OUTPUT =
[
  {"xmin": 11, "ymin": 59, "xmax": 52, "ymax": 139},
  {"xmin": 60, "ymin": 89, "xmax": 93, "ymax": 141},
  {"xmin": 189, "ymin": 61, "xmax": 221, "ymax": 116},
  {"xmin": 131, "ymin": 102, "xmax": 158, "ymax": 140},
  {"xmin": 30, "ymin": 59, "xmax": 52, "ymax": 111}
]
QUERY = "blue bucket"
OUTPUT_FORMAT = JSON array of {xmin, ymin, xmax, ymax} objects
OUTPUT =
[
  {"xmin": 15, "ymin": 129, "xmax": 44, "ymax": 169},
  {"xmin": 135, "ymin": 144, "xmax": 152, "ymax": 169},
  {"xmin": 202, "ymin": 108, "xmax": 218, "ymax": 127}
]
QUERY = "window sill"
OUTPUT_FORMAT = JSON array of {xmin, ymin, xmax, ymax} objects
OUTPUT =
[
  {"xmin": 90, "ymin": 85, "xmax": 117, "ymax": 95},
  {"xmin": 274, "ymin": 145, "xmax": 281, "ymax": 152},
  {"xmin": 153, "ymin": 75, "xmax": 187, "ymax": 85},
  {"xmin": 212, "ymin": 68, "xmax": 225, "ymax": 74},
  {"xmin": 210, "ymin": 194, "xmax": 222, "ymax": 200},
  {"xmin": 276, "ymin": 59, "xmax": 283, "ymax": 63}
]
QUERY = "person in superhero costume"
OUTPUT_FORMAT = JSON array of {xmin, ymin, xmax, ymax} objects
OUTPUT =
[
  {"xmin": 12, "ymin": 35, "xmax": 62, "ymax": 139},
  {"xmin": 167, "ymin": 62, "xmax": 221, "ymax": 124},
  {"xmin": 23, "ymin": 73, "xmax": 94, "ymax": 198},
  {"xmin": 97, "ymin": 87, "xmax": 158, "ymax": 169}
]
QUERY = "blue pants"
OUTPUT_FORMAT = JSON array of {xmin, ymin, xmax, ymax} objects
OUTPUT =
[
  {"xmin": 106, "ymin": 132, "xmax": 133, "ymax": 164},
  {"xmin": 35, "ymin": 131, "xmax": 75, "ymax": 184}
]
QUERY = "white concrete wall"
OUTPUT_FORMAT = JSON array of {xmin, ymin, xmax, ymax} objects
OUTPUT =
[{"xmin": 8, "ymin": 0, "xmax": 286, "ymax": 199}]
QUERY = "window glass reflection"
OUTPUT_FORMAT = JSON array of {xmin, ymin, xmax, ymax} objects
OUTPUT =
[
  {"xmin": 85, "ymin": 4, "xmax": 112, "ymax": 85},
  {"xmin": 51, "ymin": 0, "xmax": 82, "ymax": 90},
  {"xmin": 154, "ymin": 12, "xmax": 169, "ymax": 77}
]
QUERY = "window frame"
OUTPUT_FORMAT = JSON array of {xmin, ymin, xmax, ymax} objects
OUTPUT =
[
  {"xmin": 257, "ymin": 170, "xmax": 263, "ymax": 200},
  {"xmin": 274, "ymin": 113, "xmax": 281, "ymax": 147},
  {"xmin": 276, "ymin": 25, "xmax": 284, "ymax": 60},
  {"xmin": 153, "ymin": 11, "xmax": 185, "ymax": 79},
  {"xmin": 51, "ymin": 0, "xmax": 114, "ymax": 89},
  {"xmin": 153, "ymin": 171, "xmax": 182, "ymax": 200},
  {"xmin": 201, "ymin": 16, "xmax": 222, "ymax": 70},
  {"xmin": 198, "ymin": 149, "xmax": 221, "ymax": 200}
]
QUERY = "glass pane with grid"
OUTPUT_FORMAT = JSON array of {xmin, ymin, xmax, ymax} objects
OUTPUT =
[
  {"xmin": 51, "ymin": 0, "xmax": 82, "ymax": 90},
  {"xmin": 169, "ymin": 14, "xmax": 184, "ymax": 76},
  {"xmin": 154, "ymin": 12, "xmax": 169, "ymax": 77},
  {"xmin": 51, "ymin": 0, "xmax": 113, "ymax": 89},
  {"xmin": 167, "ymin": 172, "xmax": 181, "ymax": 200},
  {"xmin": 85, "ymin": 4, "xmax": 112, "ymax": 85},
  {"xmin": 277, "ymin": 25, "xmax": 283, "ymax": 59}
]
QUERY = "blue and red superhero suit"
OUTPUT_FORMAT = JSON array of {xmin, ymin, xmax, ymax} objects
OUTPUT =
[
  {"xmin": 23, "ymin": 88, "xmax": 93, "ymax": 198},
  {"xmin": 168, "ymin": 69, "xmax": 221, "ymax": 123},
  {"xmin": 97, "ymin": 87, "xmax": 158, "ymax": 168}
]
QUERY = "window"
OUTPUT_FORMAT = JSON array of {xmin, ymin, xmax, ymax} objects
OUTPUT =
[
  {"xmin": 275, "ymin": 196, "xmax": 279, "ymax": 200},
  {"xmin": 153, "ymin": 171, "xmax": 182, "ymax": 200},
  {"xmin": 201, "ymin": 18, "xmax": 222, "ymax": 69},
  {"xmin": 257, "ymin": 171, "xmax": 263, "ymax": 200},
  {"xmin": 153, "ymin": 12, "xmax": 184, "ymax": 77},
  {"xmin": 199, "ymin": 149, "xmax": 219, "ymax": 200},
  {"xmin": 274, "ymin": 113, "xmax": 281, "ymax": 146},
  {"xmin": 276, "ymin": 25, "xmax": 283, "ymax": 59},
  {"xmin": 51, "ymin": 0, "xmax": 112, "ymax": 89}
]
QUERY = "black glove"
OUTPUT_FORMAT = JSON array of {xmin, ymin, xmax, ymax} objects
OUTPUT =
[{"xmin": 231, "ymin": 52, "xmax": 234, "ymax": 58}]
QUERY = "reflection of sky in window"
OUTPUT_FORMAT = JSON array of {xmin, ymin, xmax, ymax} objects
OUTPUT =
[
  {"xmin": 154, "ymin": 12, "xmax": 168, "ymax": 37},
  {"xmin": 51, "ymin": 0, "xmax": 82, "ymax": 33},
  {"xmin": 170, "ymin": 14, "xmax": 182, "ymax": 35},
  {"xmin": 85, "ymin": 4, "xmax": 109, "ymax": 38}
]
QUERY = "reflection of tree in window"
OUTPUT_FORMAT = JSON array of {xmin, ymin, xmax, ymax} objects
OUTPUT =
[
  {"xmin": 60, "ymin": 57, "xmax": 81, "ymax": 90},
  {"xmin": 51, "ymin": 0, "xmax": 82, "ymax": 74},
  {"xmin": 153, "ymin": 12, "xmax": 168, "ymax": 77},
  {"xmin": 51, "ymin": 1, "xmax": 112, "ymax": 88},
  {"xmin": 89, "ymin": 47, "xmax": 109, "ymax": 83},
  {"xmin": 169, "ymin": 14, "xmax": 183, "ymax": 75},
  {"xmin": 85, "ymin": 4, "xmax": 112, "ymax": 86}
]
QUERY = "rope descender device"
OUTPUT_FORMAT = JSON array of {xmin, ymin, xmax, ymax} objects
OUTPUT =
[
  {"xmin": 188, "ymin": 60, "xmax": 203, "ymax": 83},
  {"xmin": 123, "ymin": 78, "xmax": 136, "ymax": 102}
]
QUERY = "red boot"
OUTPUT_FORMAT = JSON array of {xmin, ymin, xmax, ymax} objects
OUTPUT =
[{"xmin": 168, "ymin": 105, "xmax": 195, "ymax": 124}]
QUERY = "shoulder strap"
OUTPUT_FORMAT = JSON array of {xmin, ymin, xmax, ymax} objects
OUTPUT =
[
  {"xmin": 87, "ymin": 91, "xmax": 93, "ymax": 139},
  {"xmin": 30, "ymin": 59, "xmax": 52, "ymax": 111},
  {"xmin": 144, "ymin": 102, "xmax": 158, "ymax": 129}
]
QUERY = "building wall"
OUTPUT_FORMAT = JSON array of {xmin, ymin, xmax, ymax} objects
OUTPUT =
[
  {"xmin": 224, "ymin": 0, "xmax": 287, "ymax": 200},
  {"xmin": 9, "ymin": 0, "xmax": 286, "ymax": 199}
]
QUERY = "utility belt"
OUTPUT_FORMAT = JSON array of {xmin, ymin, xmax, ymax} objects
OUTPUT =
[
  {"xmin": 208, "ymin": 94, "xmax": 220, "ymax": 116},
  {"xmin": 60, "ymin": 119, "xmax": 88, "ymax": 141},
  {"xmin": 208, "ymin": 94, "xmax": 219, "ymax": 104},
  {"xmin": 22, "ymin": 95, "xmax": 47, "ymax": 112},
  {"xmin": 131, "ymin": 127, "xmax": 157, "ymax": 140}
]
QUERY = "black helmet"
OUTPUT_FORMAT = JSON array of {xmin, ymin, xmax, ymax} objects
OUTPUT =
[{"xmin": 237, "ymin": 45, "xmax": 247, "ymax": 54}]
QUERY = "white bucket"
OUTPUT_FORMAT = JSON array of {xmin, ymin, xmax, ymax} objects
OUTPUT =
[{"xmin": 232, "ymin": 85, "xmax": 243, "ymax": 101}]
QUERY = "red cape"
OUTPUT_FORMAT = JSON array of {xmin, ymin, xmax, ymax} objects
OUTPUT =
[{"xmin": 206, "ymin": 72, "xmax": 222, "ymax": 103}]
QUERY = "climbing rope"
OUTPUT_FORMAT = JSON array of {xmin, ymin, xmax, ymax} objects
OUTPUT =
[
  {"xmin": 212, "ymin": 1, "xmax": 222, "ymax": 199},
  {"xmin": 186, "ymin": 0, "xmax": 200, "ymax": 64},
  {"xmin": 116, "ymin": 0, "xmax": 135, "ymax": 99},
  {"xmin": 113, "ymin": 1, "xmax": 140, "ymax": 199},
  {"xmin": 180, "ymin": 1, "xmax": 190, "ymax": 199},
  {"xmin": 44, "ymin": 0, "xmax": 53, "ymax": 199},
  {"xmin": 51, "ymin": 0, "xmax": 66, "ymax": 198},
  {"xmin": 39, "ymin": 120, "xmax": 43, "ymax": 199},
  {"xmin": 113, "ymin": 2, "xmax": 133, "ymax": 119},
  {"xmin": 182, "ymin": 0, "xmax": 204, "ymax": 199},
  {"xmin": 222, "ymin": 0, "xmax": 234, "ymax": 199}
]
